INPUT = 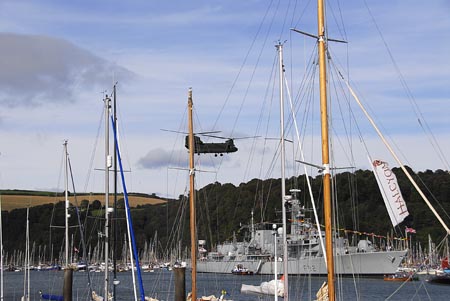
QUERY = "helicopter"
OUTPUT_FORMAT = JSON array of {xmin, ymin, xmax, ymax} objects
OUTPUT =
[
  {"xmin": 185, "ymin": 135, "xmax": 238, "ymax": 156},
  {"xmin": 161, "ymin": 128, "xmax": 254, "ymax": 156}
]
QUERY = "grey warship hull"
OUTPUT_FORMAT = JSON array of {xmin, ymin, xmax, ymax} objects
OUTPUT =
[{"xmin": 196, "ymin": 249, "xmax": 407, "ymax": 275}]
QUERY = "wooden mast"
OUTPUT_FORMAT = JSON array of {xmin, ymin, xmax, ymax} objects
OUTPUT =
[
  {"xmin": 317, "ymin": 0, "xmax": 335, "ymax": 300},
  {"xmin": 187, "ymin": 88, "xmax": 197, "ymax": 301}
]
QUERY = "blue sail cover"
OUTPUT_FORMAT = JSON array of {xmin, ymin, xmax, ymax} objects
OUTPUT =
[
  {"xmin": 111, "ymin": 116, "xmax": 146, "ymax": 301},
  {"xmin": 41, "ymin": 294, "xmax": 64, "ymax": 301}
]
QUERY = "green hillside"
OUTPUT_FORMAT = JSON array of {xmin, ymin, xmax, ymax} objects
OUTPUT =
[{"xmin": 1, "ymin": 167, "xmax": 449, "ymax": 262}]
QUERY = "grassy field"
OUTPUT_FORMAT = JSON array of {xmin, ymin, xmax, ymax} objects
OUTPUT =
[{"xmin": 0, "ymin": 193, "xmax": 166, "ymax": 211}]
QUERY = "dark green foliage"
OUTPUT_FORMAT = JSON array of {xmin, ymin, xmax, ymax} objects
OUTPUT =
[
  {"xmin": 80, "ymin": 199, "xmax": 89, "ymax": 209},
  {"xmin": 91, "ymin": 200, "xmax": 101, "ymax": 210},
  {"xmin": 2, "ymin": 168, "xmax": 450, "ymax": 261}
]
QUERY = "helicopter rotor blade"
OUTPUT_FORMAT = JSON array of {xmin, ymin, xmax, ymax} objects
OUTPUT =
[
  {"xmin": 161, "ymin": 128, "xmax": 188, "ymax": 134},
  {"xmin": 200, "ymin": 134, "xmax": 228, "ymax": 139},
  {"xmin": 161, "ymin": 129, "xmax": 221, "ymax": 135},
  {"xmin": 195, "ymin": 131, "xmax": 222, "ymax": 136},
  {"xmin": 233, "ymin": 136, "xmax": 261, "ymax": 140},
  {"xmin": 200, "ymin": 134, "xmax": 260, "ymax": 140}
]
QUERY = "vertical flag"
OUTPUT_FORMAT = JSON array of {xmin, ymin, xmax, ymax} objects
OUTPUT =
[{"xmin": 372, "ymin": 160, "xmax": 409, "ymax": 226}]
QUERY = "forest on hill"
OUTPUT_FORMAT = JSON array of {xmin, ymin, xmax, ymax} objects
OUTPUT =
[{"xmin": 1, "ymin": 167, "xmax": 450, "ymax": 263}]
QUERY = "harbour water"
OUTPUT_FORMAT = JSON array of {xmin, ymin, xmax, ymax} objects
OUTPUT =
[{"xmin": 2, "ymin": 270, "xmax": 449, "ymax": 300}]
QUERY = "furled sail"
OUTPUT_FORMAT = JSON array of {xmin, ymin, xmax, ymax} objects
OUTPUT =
[
  {"xmin": 240, "ymin": 279, "xmax": 284, "ymax": 297},
  {"xmin": 372, "ymin": 160, "xmax": 409, "ymax": 226}
]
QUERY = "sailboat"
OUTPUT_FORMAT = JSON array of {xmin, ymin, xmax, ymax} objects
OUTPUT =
[
  {"xmin": 305, "ymin": 1, "xmax": 450, "ymax": 299},
  {"xmin": 425, "ymin": 237, "xmax": 450, "ymax": 284},
  {"xmin": 78, "ymin": 85, "xmax": 155, "ymax": 301},
  {"xmin": 104, "ymin": 87, "xmax": 149, "ymax": 301},
  {"xmin": 168, "ymin": 2, "xmax": 448, "ymax": 300},
  {"xmin": 40, "ymin": 141, "xmax": 72, "ymax": 301},
  {"xmin": 21, "ymin": 207, "xmax": 30, "ymax": 301},
  {"xmin": 197, "ymin": 42, "xmax": 407, "ymax": 279},
  {"xmin": 197, "ymin": 1, "xmax": 450, "ymax": 300},
  {"xmin": 185, "ymin": 88, "xmax": 233, "ymax": 301}
]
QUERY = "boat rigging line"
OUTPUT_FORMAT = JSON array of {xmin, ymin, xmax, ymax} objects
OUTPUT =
[
  {"xmin": 337, "ymin": 71, "xmax": 450, "ymax": 235},
  {"xmin": 111, "ymin": 116, "xmax": 145, "ymax": 301}
]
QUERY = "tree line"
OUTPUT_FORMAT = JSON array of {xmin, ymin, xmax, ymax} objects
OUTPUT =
[{"xmin": 2, "ymin": 167, "xmax": 449, "ymax": 263}]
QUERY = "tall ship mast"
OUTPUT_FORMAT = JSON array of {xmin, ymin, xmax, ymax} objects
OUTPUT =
[
  {"xmin": 187, "ymin": 88, "xmax": 198, "ymax": 301},
  {"xmin": 317, "ymin": 0, "xmax": 335, "ymax": 299}
]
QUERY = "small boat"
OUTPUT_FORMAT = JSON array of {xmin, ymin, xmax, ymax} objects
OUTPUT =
[
  {"xmin": 384, "ymin": 271, "xmax": 418, "ymax": 282},
  {"xmin": 426, "ymin": 273, "xmax": 450, "ymax": 285},
  {"xmin": 425, "ymin": 254, "xmax": 450, "ymax": 284},
  {"xmin": 231, "ymin": 264, "xmax": 254, "ymax": 275},
  {"xmin": 426, "ymin": 269, "xmax": 450, "ymax": 285}
]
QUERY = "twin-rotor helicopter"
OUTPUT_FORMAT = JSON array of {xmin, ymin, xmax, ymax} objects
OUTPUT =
[
  {"xmin": 163, "ymin": 129, "xmax": 254, "ymax": 156},
  {"xmin": 184, "ymin": 133, "xmax": 238, "ymax": 156}
]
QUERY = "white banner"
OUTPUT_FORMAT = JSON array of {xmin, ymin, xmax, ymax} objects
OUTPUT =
[{"xmin": 372, "ymin": 160, "xmax": 409, "ymax": 226}]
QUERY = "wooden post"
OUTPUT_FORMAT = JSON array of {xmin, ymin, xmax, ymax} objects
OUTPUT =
[
  {"xmin": 63, "ymin": 268, "xmax": 73, "ymax": 301},
  {"xmin": 174, "ymin": 266, "xmax": 186, "ymax": 301}
]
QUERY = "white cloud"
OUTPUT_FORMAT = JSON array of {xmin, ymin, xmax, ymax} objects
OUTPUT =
[
  {"xmin": 137, "ymin": 148, "xmax": 185, "ymax": 169},
  {"xmin": 0, "ymin": 33, "xmax": 134, "ymax": 107},
  {"xmin": 0, "ymin": 0, "xmax": 448, "ymax": 199}
]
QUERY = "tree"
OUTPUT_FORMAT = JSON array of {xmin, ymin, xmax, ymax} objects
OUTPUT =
[
  {"xmin": 80, "ymin": 199, "xmax": 89, "ymax": 209},
  {"xmin": 117, "ymin": 198, "xmax": 125, "ymax": 209},
  {"xmin": 92, "ymin": 200, "xmax": 101, "ymax": 210}
]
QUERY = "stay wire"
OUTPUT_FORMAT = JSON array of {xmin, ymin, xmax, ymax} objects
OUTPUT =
[
  {"xmin": 68, "ymin": 155, "xmax": 93, "ymax": 297},
  {"xmin": 210, "ymin": 0, "xmax": 276, "ymax": 132},
  {"xmin": 83, "ymin": 104, "xmax": 104, "ymax": 193},
  {"xmin": 363, "ymin": 0, "xmax": 450, "ymax": 171}
]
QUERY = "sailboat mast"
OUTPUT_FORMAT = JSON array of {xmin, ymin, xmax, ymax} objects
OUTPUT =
[
  {"xmin": 113, "ymin": 83, "xmax": 118, "ymax": 301},
  {"xmin": 276, "ymin": 42, "xmax": 289, "ymax": 301},
  {"xmin": 317, "ymin": 0, "xmax": 335, "ymax": 299},
  {"xmin": 104, "ymin": 95, "xmax": 112, "ymax": 297},
  {"xmin": 64, "ymin": 140, "xmax": 69, "ymax": 268},
  {"xmin": 23, "ymin": 207, "xmax": 30, "ymax": 300},
  {"xmin": 187, "ymin": 88, "xmax": 197, "ymax": 301}
]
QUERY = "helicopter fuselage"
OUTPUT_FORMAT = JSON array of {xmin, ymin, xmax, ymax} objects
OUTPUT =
[{"xmin": 184, "ymin": 135, "xmax": 238, "ymax": 155}]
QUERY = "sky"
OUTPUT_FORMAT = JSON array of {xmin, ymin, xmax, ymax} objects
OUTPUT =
[{"xmin": 0, "ymin": 0, "xmax": 449, "ymax": 200}]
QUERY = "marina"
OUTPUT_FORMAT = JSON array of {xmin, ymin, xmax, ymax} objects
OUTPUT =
[
  {"xmin": 1, "ymin": 270, "xmax": 449, "ymax": 301},
  {"xmin": 0, "ymin": 0, "xmax": 450, "ymax": 300}
]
